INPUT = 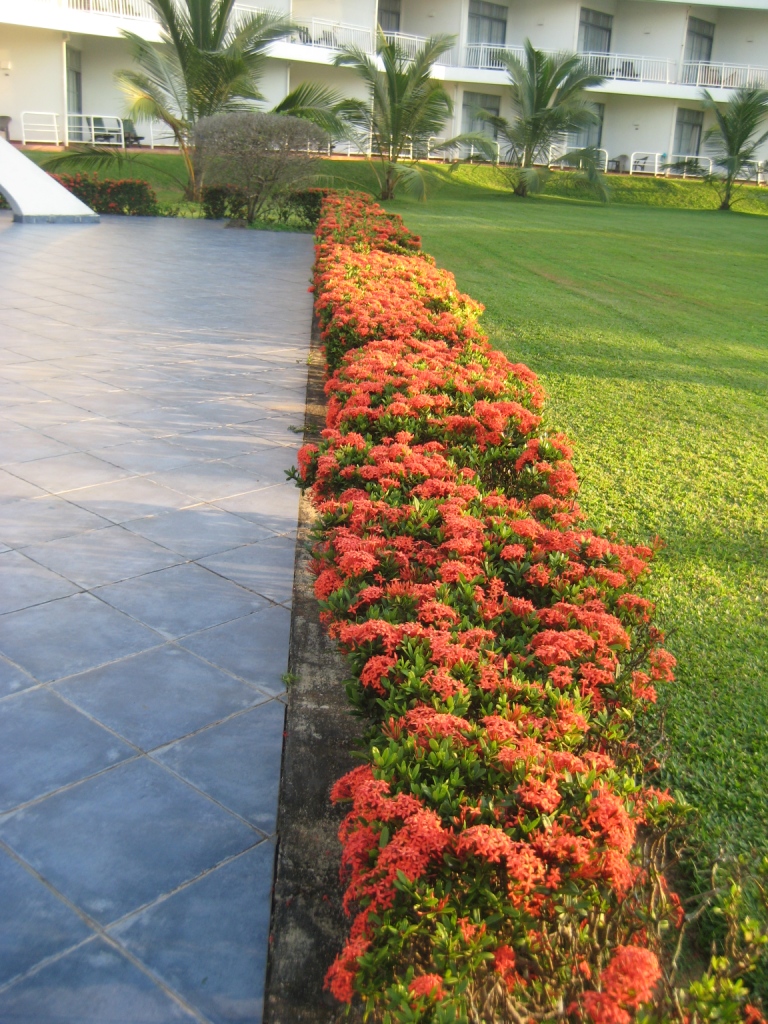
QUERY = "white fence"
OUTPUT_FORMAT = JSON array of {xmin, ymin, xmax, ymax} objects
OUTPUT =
[
  {"xmin": 21, "ymin": 111, "xmax": 62, "ymax": 145},
  {"xmin": 580, "ymin": 52, "xmax": 675, "ymax": 85},
  {"xmin": 629, "ymin": 152, "xmax": 662, "ymax": 176},
  {"xmin": 65, "ymin": 0, "xmax": 157, "ymax": 18},
  {"xmin": 384, "ymin": 32, "xmax": 456, "ymax": 65},
  {"xmin": 680, "ymin": 61, "xmax": 768, "ymax": 89},
  {"xmin": 292, "ymin": 18, "xmax": 371, "ymax": 52},
  {"xmin": 665, "ymin": 154, "xmax": 713, "ymax": 178},
  {"xmin": 67, "ymin": 114, "xmax": 124, "ymax": 146}
]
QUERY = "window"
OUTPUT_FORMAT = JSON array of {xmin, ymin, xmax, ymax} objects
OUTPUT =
[
  {"xmin": 570, "ymin": 102, "xmax": 605, "ymax": 149},
  {"xmin": 378, "ymin": 0, "xmax": 401, "ymax": 34},
  {"xmin": 66, "ymin": 45, "xmax": 82, "ymax": 116},
  {"xmin": 684, "ymin": 17, "xmax": 715, "ymax": 64},
  {"xmin": 674, "ymin": 108, "xmax": 704, "ymax": 155},
  {"xmin": 578, "ymin": 8, "xmax": 612, "ymax": 53},
  {"xmin": 462, "ymin": 91, "xmax": 501, "ymax": 136},
  {"xmin": 468, "ymin": 1, "xmax": 507, "ymax": 45}
]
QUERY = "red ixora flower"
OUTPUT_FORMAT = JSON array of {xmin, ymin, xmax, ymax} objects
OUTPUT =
[{"xmin": 408, "ymin": 974, "xmax": 445, "ymax": 1001}]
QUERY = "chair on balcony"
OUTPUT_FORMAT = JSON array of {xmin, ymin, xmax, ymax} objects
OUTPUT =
[
  {"xmin": 123, "ymin": 119, "xmax": 144, "ymax": 147},
  {"xmin": 632, "ymin": 155, "xmax": 650, "ymax": 173},
  {"xmin": 0, "ymin": 116, "xmax": 11, "ymax": 143},
  {"xmin": 92, "ymin": 117, "xmax": 122, "ymax": 144}
]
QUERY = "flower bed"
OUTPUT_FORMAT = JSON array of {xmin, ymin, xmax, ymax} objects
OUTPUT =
[
  {"xmin": 51, "ymin": 173, "xmax": 158, "ymax": 215},
  {"xmin": 295, "ymin": 193, "xmax": 766, "ymax": 1023}
]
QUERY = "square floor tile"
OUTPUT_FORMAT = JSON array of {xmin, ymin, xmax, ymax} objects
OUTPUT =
[
  {"xmin": 95, "ymin": 563, "xmax": 267, "ymax": 640},
  {"xmin": 226, "ymin": 446, "xmax": 296, "ymax": 490},
  {"xmin": 154, "ymin": 703, "xmax": 284, "ymax": 832},
  {"xmin": 102, "ymin": 438, "xmax": 199, "ymax": 475},
  {"xmin": 0, "ymin": 550, "xmax": 80, "ymax": 614},
  {"xmin": 0, "ymin": 427, "xmax": 75, "ymax": 466},
  {"xmin": 0, "ymin": 593, "xmax": 162, "ymax": 684},
  {"xmin": 147, "ymin": 461, "xmax": 265, "ymax": 503},
  {"xmin": 179, "ymin": 606, "xmax": 290, "ymax": 694},
  {"xmin": 0, "ymin": 938, "xmax": 198, "ymax": 1023},
  {"xmin": 65, "ymin": 476, "xmax": 193, "ymax": 525},
  {"xmin": 111, "ymin": 842, "xmax": 275, "ymax": 1024},
  {"xmin": 8, "ymin": 452, "xmax": 131, "ymax": 494},
  {"xmin": 23, "ymin": 526, "xmax": 182, "ymax": 590},
  {"xmin": 0, "ymin": 759, "xmax": 258, "ymax": 925},
  {"xmin": 0, "ymin": 689, "xmax": 135, "ymax": 812},
  {"xmin": 198, "ymin": 537, "xmax": 297, "ymax": 605},
  {"xmin": 124, "ymin": 507, "xmax": 274, "ymax": 560},
  {"xmin": 0, "ymin": 468, "xmax": 47, "ymax": 504},
  {"xmin": 0, "ymin": 656, "xmax": 37, "ymax": 699},
  {"xmin": 0, "ymin": 496, "xmax": 109, "ymax": 549},
  {"xmin": 0, "ymin": 850, "xmax": 93, "ymax": 987},
  {"xmin": 55, "ymin": 646, "xmax": 268, "ymax": 750},
  {"xmin": 212, "ymin": 481, "xmax": 300, "ymax": 536}
]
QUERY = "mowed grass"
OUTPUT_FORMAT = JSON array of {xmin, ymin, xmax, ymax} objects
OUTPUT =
[{"xmin": 395, "ymin": 189, "xmax": 768, "ymax": 864}]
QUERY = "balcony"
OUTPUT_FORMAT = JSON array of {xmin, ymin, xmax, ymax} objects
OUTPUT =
[
  {"xmin": 384, "ymin": 32, "xmax": 457, "ymax": 66},
  {"xmin": 680, "ymin": 60, "xmax": 768, "ymax": 90}
]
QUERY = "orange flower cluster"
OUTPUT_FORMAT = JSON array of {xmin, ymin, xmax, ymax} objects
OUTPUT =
[{"xmin": 294, "ymin": 194, "xmax": 756, "ymax": 1023}]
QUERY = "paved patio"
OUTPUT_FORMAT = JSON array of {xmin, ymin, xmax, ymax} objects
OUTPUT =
[{"xmin": 0, "ymin": 213, "xmax": 314, "ymax": 1023}]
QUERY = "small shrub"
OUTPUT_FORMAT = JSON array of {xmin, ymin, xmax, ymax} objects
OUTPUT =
[
  {"xmin": 200, "ymin": 184, "xmax": 248, "ymax": 220},
  {"xmin": 277, "ymin": 186, "xmax": 334, "ymax": 227},
  {"xmin": 194, "ymin": 112, "xmax": 329, "ymax": 224}
]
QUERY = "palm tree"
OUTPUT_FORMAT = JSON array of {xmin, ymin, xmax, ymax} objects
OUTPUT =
[
  {"xmin": 701, "ymin": 87, "xmax": 768, "ymax": 210},
  {"xmin": 479, "ymin": 40, "xmax": 605, "ymax": 196},
  {"xmin": 333, "ymin": 32, "xmax": 493, "ymax": 201},
  {"xmin": 116, "ymin": 0, "xmax": 343, "ymax": 197}
]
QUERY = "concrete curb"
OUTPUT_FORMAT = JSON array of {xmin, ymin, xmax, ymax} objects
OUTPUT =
[{"xmin": 264, "ymin": 327, "xmax": 362, "ymax": 1024}]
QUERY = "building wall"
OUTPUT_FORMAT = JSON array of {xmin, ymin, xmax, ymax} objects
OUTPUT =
[
  {"xmin": 600, "ymin": 93, "xmax": 677, "ymax": 157},
  {"xmin": 400, "ymin": 0, "xmax": 463, "ymax": 39},
  {"xmin": 506, "ymin": 0, "xmax": 581, "ymax": 50},
  {"xmin": 711, "ymin": 7, "xmax": 768, "ymax": 63},
  {"xmin": 291, "ymin": 0, "xmax": 375, "ymax": 30},
  {"xmin": 0, "ymin": 25, "xmax": 64, "ymax": 142},
  {"xmin": 613, "ymin": 1, "xmax": 687, "ymax": 61}
]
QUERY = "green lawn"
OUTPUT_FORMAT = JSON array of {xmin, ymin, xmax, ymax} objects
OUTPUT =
[{"xmin": 393, "ymin": 189, "xmax": 768, "ymax": 872}]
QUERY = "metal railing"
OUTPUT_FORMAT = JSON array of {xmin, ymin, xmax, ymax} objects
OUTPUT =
[
  {"xmin": 65, "ymin": 0, "xmax": 157, "ymax": 18},
  {"xmin": 291, "ymin": 18, "xmax": 371, "ymax": 52},
  {"xmin": 384, "ymin": 32, "xmax": 457, "ymax": 65},
  {"xmin": 665, "ymin": 154, "xmax": 713, "ymax": 178},
  {"xmin": 549, "ymin": 143, "xmax": 609, "ymax": 171},
  {"xmin": 21, "ymin": 112, "xmax": 62, "ymax": 145},
  {"xmin": 580, "ymin": 51, "xmax": 675, "ymax": 84},
  {"xmin": 629, "ymin": 152, "xmax": 662, "ymax": 176},
  {"xmin": 464, "ymin": 42, "xmax": 526, "ymax": 70},
  {"xmin": 680, "ymin": 60, "xmax": 768, "ymax": 89},
  {"xmin": 67, "ymin": 114, "xmax": 124, "ymax": 147}
]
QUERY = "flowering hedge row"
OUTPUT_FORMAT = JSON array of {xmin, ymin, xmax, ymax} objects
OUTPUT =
[
  {"xmin": 51, "ymin": 173, "xmax": 158, "ymax": 215},
  {"xmin": 295, "ymin": 193, "xmax": 766, "ymax": 1024}
]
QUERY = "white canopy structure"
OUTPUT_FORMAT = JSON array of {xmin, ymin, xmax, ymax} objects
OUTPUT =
[{"xmin": 0, "ymin": 139, "xmax": 98, "ymax": 223}]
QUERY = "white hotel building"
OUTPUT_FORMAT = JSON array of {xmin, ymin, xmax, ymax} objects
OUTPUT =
[{"xmin": 1, "ymin": 0, "xmax": 768, "ymax": 171}]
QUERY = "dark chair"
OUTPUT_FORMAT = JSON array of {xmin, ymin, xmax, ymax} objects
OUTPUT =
[
  {"xmin": 632, "ymin": 154, "xmax": 650, "ymax": 173},
  {"xmin": 123, "ymin": 119, "xmax": 144, "ymax": 147},
  {"xmin": 0, "ymin": 116, "xmax": 11, "ymax": 142},
  {"xmin": 92, "ymin": 117, "xmax": 121, "ymax": 144}
]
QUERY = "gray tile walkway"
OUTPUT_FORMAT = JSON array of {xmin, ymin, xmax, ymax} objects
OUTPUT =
[{"xmin": 0, "ymin": 214, "xmax": 313, "ymax": 1023}]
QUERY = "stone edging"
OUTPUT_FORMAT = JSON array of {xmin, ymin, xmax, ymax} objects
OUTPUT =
[{"xmin": 264, "ymin": 324, "xmax": 362, "ymax": 1024}]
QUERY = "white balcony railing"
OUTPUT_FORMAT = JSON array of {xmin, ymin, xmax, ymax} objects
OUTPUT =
[
  {"xmin": 64, "ymin": 0, "xmax": 158, "ymax": 19},
  {"xmin": 384, "ymin": 32, "xmax": 457, "ymax": 66},
  {"xmin": 21, "ymin": 111, "xmax": 62, "ymax": 145},
  {"xmin": 291, "ymin": 18, "xmax": 371, "ymax": 53},
  {"xmin": 680, "ymin": 61, "xmax": 768, "ymax": 89},
  {"xmin": 580, "ymin": 51, "xmax": 676, "ymax": 85},
  {"xmin": 464, "ymin": 43, "xmax": 526, "ymax": 70},
  {"xmin": 67, "ymin": 113, "xmax": 125, "ymax": 146}
]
